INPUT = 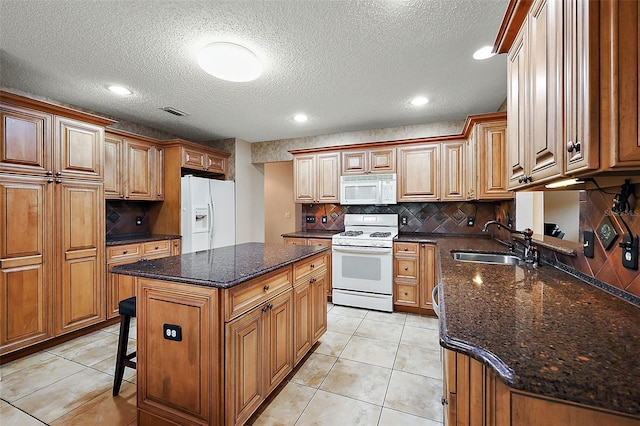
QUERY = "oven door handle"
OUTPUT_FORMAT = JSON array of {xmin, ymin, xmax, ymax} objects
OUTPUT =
[{"xmin": 332, "ymin": 246, "xmax": 392, "ymax": 255}]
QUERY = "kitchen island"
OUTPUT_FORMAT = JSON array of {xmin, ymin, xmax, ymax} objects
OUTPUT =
[
  {"xmin": 111, "ymin": 242, "xmax": 329, "ymax": 426},
  {"xmin": 427, "ymin": 236, "xmax": 640, "ymax": 425}
]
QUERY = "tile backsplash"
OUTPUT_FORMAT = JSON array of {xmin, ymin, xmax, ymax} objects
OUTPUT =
[
  {"xmin": 301, "ymin": 201, "xmax": 510, "ymax": 235},
  {"xmin": 106, "ymin": 201, "xmax": 153, "ymax": 236}
]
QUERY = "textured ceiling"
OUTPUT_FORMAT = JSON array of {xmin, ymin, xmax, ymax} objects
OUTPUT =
[{"xmin": 0, "ymin": 0, "xmax": 508, "ymax": 143}]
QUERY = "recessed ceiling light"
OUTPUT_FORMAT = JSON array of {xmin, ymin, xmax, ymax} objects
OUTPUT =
[
  {"xmin": 294, "ymin": 113, "xmax": 308, "ymax": 123},
  {"xmin": 410, "ymin": 96, "xmax": 429, "ymax": 107},
  {"xmin": 108, "ymin": 85, "xmax": 132, "ymax": 96},
  {"xmin": 197, "ymin": 42, "xmax": 262, "ymax": 82},
  {"xmin": 473, "ymin": 46, "xmax": 496, "ymax": 60}
]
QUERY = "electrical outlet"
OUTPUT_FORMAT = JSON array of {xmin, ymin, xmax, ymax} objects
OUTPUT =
[
  {"xmin": 163, "ymin": 324, "xmax": 182, "ymax": 341},
  {"xmin": 135, "ymin": 216, "xmax": 143, "ymax": 226},
  {"xmin": 321, "ymin": 215, "xmax": 327, "ymax": 223},
  {"xmin": 620, "ymin": 234, "xmax": 638, "ymax": 270},
  {"xmin": 583, "ymin": 230, "xmax": 595, "ymax": 258},
  {"xmin": 305, "ymin": 215, "xmax": 316, "ymax": 223},
  {"xmin": 401, "ymin": 216, "xmax": 407, "ymax": 225},
  {"xmin": 466, "ymin": 217, "xmax": 475, "ymax": 227}
]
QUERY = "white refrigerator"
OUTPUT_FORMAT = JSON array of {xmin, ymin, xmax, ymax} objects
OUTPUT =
[{"xmin": 181, "ymin": 175, "xmax": 236, "ymax": 253}]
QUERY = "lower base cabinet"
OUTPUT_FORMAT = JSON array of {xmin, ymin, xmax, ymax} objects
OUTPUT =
[
  {"xmin": 443, "ymin": 349, "xmax": 640, "ymax": 426},
  {"xmin": 135, "ymin": 252, "xmax": 328, "ymax": 426},
  {"xmin": 393, "ymin": 242, "xmax": 437, "ymax": 315}
]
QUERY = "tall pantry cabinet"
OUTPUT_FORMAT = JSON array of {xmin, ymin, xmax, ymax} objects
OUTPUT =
[{"xmin": 0, "ymin": 91, "xmax": 114, "ymax": 354}]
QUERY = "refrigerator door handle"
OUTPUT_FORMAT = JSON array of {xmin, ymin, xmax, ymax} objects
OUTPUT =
[{"xmin": 209, "ymin": 184, "xmax": 216, "ymax": 248}]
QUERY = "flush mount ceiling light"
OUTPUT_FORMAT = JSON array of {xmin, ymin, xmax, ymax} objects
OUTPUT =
[
  {"xmin": 293, "ymin": 113, "xmax": 308, "ymax": 123},
  {"xmin": 473, "ymin": 46, "xmax": 496, "ymax": 60},
  {"xmin": 108, "ymin": 85, "xmax": 132, "ymax": 96},
  {"xmin": 197, "ymin": 42, "xmax": 262, "ymax": 82},
  {"xmin": 410, "ymin": 96, "xmax": 429, "ymax": 107}
]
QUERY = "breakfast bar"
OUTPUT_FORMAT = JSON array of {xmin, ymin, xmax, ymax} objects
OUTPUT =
[{"xmin": 111, "ymin": 242, "xmax": 329, "ymax": 426}]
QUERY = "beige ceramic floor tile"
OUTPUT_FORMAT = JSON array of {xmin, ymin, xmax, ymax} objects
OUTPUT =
[
  {"xmin": 405, "ymin": 314, "xmax": 439, "ymax": 330},
  {"xmin": 320, "ymin": 358, "xmax": 391, "ymax": 405},
  {"xmin": 340, "ymin": 335, "xmax": 398, "ymax": 369},
  {"xmin": 291, "ymin": 353, "xmax": 338, "ymax": 388},
  {"xmin": 327, "ymin": 302, "xmax": 334, "ymax": 313},
  {"xmin": 0, "ymin": 356, "xmax": 85, "ymax": 402},
  {"xmin": 0, "ymin": 399, "xmax": 7, "ymax": 408},
  {"xmin": 0, "ymin": 351, "xmax": 55, "ymax": 377},
  {"xmin": 296, "ymin": 389, "xmax": 382, "ymax": 425},
  {"xmin": 128, "ymin": 324, "xmax": 137, "ymax": 340},
  {"xmin": 252, "ymin": 381, "xmax": 316, "ymax": 426},
  {"xmin": 378, "ymin": 407, "xmax": 442, "ymax": 426},
  {"xmin": 400, "ymin": 325, "xmax": 440, "ymax": 350},
  {"xmin": 364, "ymin": 310, "xmax": 407, "ymax": 325},
  {"xmin": 52, "ymin": 333, "xmax": 122, "ymax": 366},
  {"xmin": 384, "ymin": 370, "xmax": 443, "ymax": 422},
  {"xmin": 0, "ymin": 403, "xmax": 46, "ymax": 425},
  {"xmin": 327, "ymin": 314, "xmax": 363, "ymax": 335},
  {"xmin": 13, "ymin": 367, "xmax": 114, "ymax": 424},
  {"xmin": 329, "ymin": 305, "xmax": 368, "ymax": 318},
  {"xmin": 101, "ymin": 322, "xmax": 122, "ymax": 334},
  {"xmin": 49, "ymin": 380, "xmax": 137, "ymax": 426},
  {"xmin": 91, "ymin": 353, "xmax": 137, "ymax": 381},
  {"xmin": 394, "ymin": 345, "xmax": 443, "ymax": 379},
  {"xmin": 46, "ymin": 330, "xmax": 112, "ymax": 357},
  {"xmin": 314, "ymin": 331, "xmax": 352, "ymax": 356},
  {"xmin": 355, "ymin": 319, "xmax": 404, "ymax": 343}
]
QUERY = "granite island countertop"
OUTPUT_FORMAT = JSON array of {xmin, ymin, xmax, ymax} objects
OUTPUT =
[
  {"xmin": 110, "ymin": 242, "xmax": 328, "ymax": 288},
  {"xmin": 432, "ymin": 236, "xmax": 640, "ymax": 416}
]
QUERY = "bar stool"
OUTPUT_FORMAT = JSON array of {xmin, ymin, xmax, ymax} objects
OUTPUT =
[{"xmin": 113, "ymin": 296, "xmax": 136, "ymax": 396}]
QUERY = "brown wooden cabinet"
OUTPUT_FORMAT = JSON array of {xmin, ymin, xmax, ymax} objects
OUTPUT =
[
  {"xmin": 0, "ymin": 105, "xmax": 52, "ymax": 176},
  {"xmin": 293, "ymin": 152, "xmax": 340, "ymax": 203},
  {"xmin": 104, "ymin": 131, "xmax": 164, "ymax": 201},
  {"xmin": 393, "ymin": 242, "xmax": 437, "ymax": 314},
  {"xmin": 441, "ymin": 140, "xmax": 465, "ymax": 201},
  {"xmin": 397, "ymin": 144, "xmax": 440, "ymax": 202},
  {"xmin": 283, "ymin": 237, "xmax": 332, "ymax": 298},
  {"xmin": 341, "ymin": 147, "xmax": 396, "ymax": 175},
  {"xmin": 182, "ymin": 145, "xmax": 226, "ymax": 175}
]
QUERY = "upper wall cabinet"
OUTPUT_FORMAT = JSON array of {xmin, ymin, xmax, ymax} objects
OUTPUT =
[
  {"xmin": 496, "ymin": 0, "xmax": 640, "ymax": 188},
  {"xmin": 293, "ymin": 152, "xmax": 340, "ymax": 203},
  {"xmin": 341, "ymin": 147, "xmax": 396, "ymax": 175},
  {"xmin": 105, "ymin": 131, "xmax": 164, "ymax": 201},
  {"xmin": 181, "ymin": 145, "xmax": 226, "ymax": 175},
  {"xmin": 397, "ymin": 144, "xmax": 440, "ymax": 202}
]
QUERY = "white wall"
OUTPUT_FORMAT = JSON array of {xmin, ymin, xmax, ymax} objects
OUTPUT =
[
  {"xmin": 515, "ymin": 192, "xmax": 544, "ymax": 234},
  {"xmin": 234, "ymin": 138, "xmax": 265, "ymax": 243},
  {"xmin": 543, "ymin": 191, "xmax": 580, "ymax": 241},
  {"xmin": 264, "ymin": 161, "xmax": 301, "ymax": 244}
]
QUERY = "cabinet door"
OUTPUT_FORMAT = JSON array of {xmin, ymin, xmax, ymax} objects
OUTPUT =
[
  {"xmin": 507, "ymin": 25, "xmax": 529, "ymax": 189},
  {"xmin": 171, "ymin": 238, "xmax": 181, "ymax": 256},
  {"xmin": 342, "ymin": 150, "xmax": 367, "ymax": 174},
  {"xmin": 316, "ymin": 152, "xmax": 340, "ymax": 203},
  {"xmin": 528, "ymin": 0, "xmax": 564, "ymax": 182},
  {"xmin": 226, "ymin": 305, "xmax": 265, "ymax": 426},
  {"xmin": 55, "ymin": 180, "xmax": 105, "ymax": 334},
  {"xmin": 106, "ymin": 259, "xmax": 136, "ymax": 319},
  {"xmin": 441, "ymin": 141, "xmax": 465, "ymax": 201},
  {"xmin": 293, "ymin": 154, "xmax": 316, "ymax": 203},
  {"xmin": 265, "ymin": 291, "xmax": 293, "ymax": 393},
  {"xmin": 205, "ymin": 153, "xmax": 226, "ymax": 175},
  {"xmin": 466, "ymin": 133, "xmax": 477, "ymax": 200},
  {"xmin": 0, "ymin": 175, "xmax": 53, "ymax": 354},
  {"xmin": 0, "ymin": 105, "xmax": 52, "ymax": 176},
  {"xmin": 104, "ymin": 135, "xmax": 122, "ymax": 199},
  {"xmin": 55, "ymin": 117, "xmax": 104, "ymax": 180},
  {"xmin": 369, "ymin": 148, "xmax": 396, "ymax": 173},
  {"xmin": 182, "ymin": 147, "xmax": 205, "ymax": 170},
  {"xmin": 398, "ymin": 145, "xmax": 440, "ymax": 201},
  {"xmin": 419, "ymin": 244, "xmax": 437, "ymax": 310},
  {"xmin": 311, "ymin": 272, "xmax": 327, "ymax": 342},
  {"xmin": 293, "ymin": 282, "xmax": 312, "ymax": 365},
  {"xmin": 477, "ymin": 122, "xmax": 513, "ymax": 199},
  {"xmin": 153, "ymin": 146, "xmax": 164, "ymax": 200},
  {"xmin": 125, "ymin": 140, "xmax": 153, "ymax": 200}
]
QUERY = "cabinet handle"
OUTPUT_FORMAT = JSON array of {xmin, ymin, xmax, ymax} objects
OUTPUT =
[
  {"xmin": 47, "ymin": 179, "xmax": 53, "ymax": 183},
  {"xmin": 263, "ymin": 285, "xmax": 270, "ymax": 291},
  {"xmin": 310, "ymin": 264, "xmax": 315, "ymax": 269},
  {"xmin": 55, "ymin": 178, "xmax": 61, "ymax": 184},
  {"xmin": 567, "ymin": 140, "xmax": 581, "ymax": 153},
  {"xmin": 123, "ymin": 250, "xmax": 128, "ymax": 254},
  {"xmin": 310, "ymin": 278, "xmax": 316, "ymax": 284},
  {"xmin": 55, "ymin": 171, "xmax": 61, "ymax": 176},
  {"xmin": 262, "ymin": 305, "xmax": 269, "ymax": 313},
  {"xmin": 46, "ymin": 170, "xmax": 53, "ymax": 176},
  {"xmin": 441, "ymin": 397, "xmax": 448, "ymax": 405},
  {"xmin": 155, "ymin": 246, "xmax": 159, "ymax": 250}
]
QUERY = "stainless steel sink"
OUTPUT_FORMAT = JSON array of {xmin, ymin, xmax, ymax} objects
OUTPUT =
[{"xmin": 451, "ymin": 251, "xmax": 522, "ymax": 265}]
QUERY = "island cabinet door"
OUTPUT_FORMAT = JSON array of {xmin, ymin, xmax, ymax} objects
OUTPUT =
[
  {"xmin": 293, "ymin": 282, "xmax": 312, "ymax": 365},
  {"xmin": 311, "ymin": 271, "xmax": 327, "ymax": 343},
  {"xmin": 137, "ymin": 278, "xmax": 218, "ymax": 426},
  {"xmin": 264, "ymin": 290, "xmax": 293, "ymax": 394}
]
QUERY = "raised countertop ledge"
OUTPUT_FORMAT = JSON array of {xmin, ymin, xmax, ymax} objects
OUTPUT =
[
  {"xmin": 106, "ymin": 234, "xmax": 181, "ymax": 246},
  {"xmin": 110, "ymin": 242, "xmax": 328, "ymax": 288},
  {"xmin": 281, "ymin": 231, "xmax": 340, "ymax": 239},
  {"xmin": 435, "ymin": 236, "xmax": 640, "ymax": 416}
]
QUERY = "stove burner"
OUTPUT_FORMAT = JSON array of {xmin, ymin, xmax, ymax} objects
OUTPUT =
[
  {"xmin": 339, "ymin": 230, "xmax": 364, "ymax": 237},
  {"xmin": 370, "ymin": 232, "xmax": 392, "ymax": 238}
]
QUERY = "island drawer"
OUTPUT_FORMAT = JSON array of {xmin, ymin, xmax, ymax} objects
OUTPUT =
[
  {"xmin": 293, "ymin": 252, "xmax": 328, "ymax": 283},
  {"xmin": 224, "ymin": 268, "xmax": 292, "ymax": 321},
  {"xmin": 107, "ymin": 243, "xmax": 142, "ymax": 262}
]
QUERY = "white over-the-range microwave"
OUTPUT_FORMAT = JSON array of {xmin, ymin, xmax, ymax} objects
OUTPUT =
[{"xmin": 340, "ymin": 173, "xmax": 397, "ymax": 205}]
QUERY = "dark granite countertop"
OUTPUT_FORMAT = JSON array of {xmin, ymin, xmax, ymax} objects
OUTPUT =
[
  {"xmin": 435, "ymin": 236, "xmax": 640, "ymax": 416},
  {"xmin": 281, "ymin": 230, "xmax": 340, "ymax": 239},
  {"xmin": 395, "ymin": 232, "xmax": 495, "ymax": 244},
  {"xmin": 106, "ymin": 234, "xmax": 181, "ymax": 246},
  {"xmin": 110, "ymin": 242, "xmax": 328, "ymax": 288}
]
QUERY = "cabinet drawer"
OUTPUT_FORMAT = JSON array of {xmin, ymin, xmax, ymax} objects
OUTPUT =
[
  {"xmin": 306, "ymin": 238, "xmax": 332, "ymax": 248},
  {"xmin": 107, "ymin": 243, "xmax": 141, "ymax": 262},
  {"xmin": 142, "ymin": 240, "xmax": 171, "ymax": 257},
  {"xmin": 293, "ymin": 252, "xmax": 328, "ymax": 283},
  {"xmin": 394, "ymin": 282, "xmax": 419, "ymax": 306},
  {"xmin": 225, "ymin": 268, "xmax": 292, "ymax": 321},
  {"xmin": 395, "ymin": 257, "xmax": 419, "ymax": 280},
  {"xmin": 394, "ymin": 242, "xmax": 419, "ymax": 255}
]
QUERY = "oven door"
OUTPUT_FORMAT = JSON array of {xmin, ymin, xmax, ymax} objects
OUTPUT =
[{"xmin": 332, "ymin": 245, "xmax": 393, "ymax": 294}]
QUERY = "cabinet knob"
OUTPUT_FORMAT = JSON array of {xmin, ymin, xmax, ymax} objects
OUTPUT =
[
  {"xmin": 310, "ymin": 264, "xmax": 315, "ymax": 269},
  {"xmin": 441, "ymin": 397, "xmax": 449, "ymax": 405},
  {"xmin": 404, "ymin": 267, "xmax": 408, "ymax": 271},
  {"xmin": 567, "ymin": 140, "xmax": 581, "ymax": 153},
  {"xmin": 125, "ymin": 195, "xmax": 130, "ymax": 199},
  {"xmin": 55, "ymin": 178, "xmax": 62, "ymax": 184},
  {"xmin": 120, "ymin": 194, "xmax": 125, "ymax": 198},
  {"xmin": 46, "ymin": 170, "xmax": 53, "ymax": 176},
  {"xmin": 404, "ymin": 248, "xmax": 408, "ymax": 251},
  {"xmin": 123, "ymin": 250, "xmax": 128, "ymax": 254},
  {"xmin": 155, "ymin": 246, "xmax": 159, "ymax": 250},
  {"xmin": 55, "ymin": 171, "xmax": 61, "ymax": 176},
  {"xmin": 47, "ymin": 179, "xmax": 53, "ymax": 183},
  {"xmin": 263, "ymin": 285, "xmax": 270, "ymax": 291}
]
